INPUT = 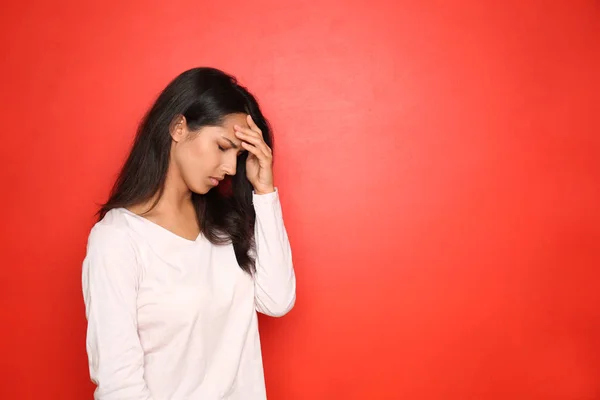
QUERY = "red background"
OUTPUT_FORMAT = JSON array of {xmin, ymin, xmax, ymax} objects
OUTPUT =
[{"xmin": 1, "ymin": 1, "xmax": 599, "ymax": 399}]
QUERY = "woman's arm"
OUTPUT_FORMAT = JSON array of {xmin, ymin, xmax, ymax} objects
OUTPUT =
[
  {"xmin": 252, "ymin": 189, "xmax": 297, "ymax": 317},
  {"xmin": 82, "ymin": 224, "xmax": 154, "ymax": 400}
]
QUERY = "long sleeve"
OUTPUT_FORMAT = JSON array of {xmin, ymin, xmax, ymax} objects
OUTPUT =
[
  {"xmin": 81, "ymin": 224, "xmax": 154, "ymax": 400},
  {"xmin": 252, "ymin": 188, "xmax": 297, "ymax": 317}
]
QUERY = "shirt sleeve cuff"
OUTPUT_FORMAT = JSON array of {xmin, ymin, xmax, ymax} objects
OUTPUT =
[{"xmin": 252, "ymin": 187, "xmax": 279, "ymax": 204}]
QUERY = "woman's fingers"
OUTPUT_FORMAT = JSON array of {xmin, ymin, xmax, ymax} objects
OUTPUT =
[
  {"xmin": 241, "ymin": 141, "xmax": 270, "ymax": 165},
  {"xmin": 246, "ymin": 114, "xmax": 263, "ymax": 137},
  {"xmin": 234, "ymin": 127, "xmax": 272, "ymax": 157}
]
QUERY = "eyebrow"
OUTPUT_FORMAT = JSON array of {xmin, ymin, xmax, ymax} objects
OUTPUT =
[
  {"xmin": 221, "ymin": 136, "xmax": 247, "ymax": 154},
  {"xmin": 221, "ymin": 136, "xmax": 239, "ymax": 149}
]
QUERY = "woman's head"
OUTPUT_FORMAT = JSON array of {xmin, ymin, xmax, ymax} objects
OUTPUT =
[
  {"xmin": 100, "ymin": 67, "xmax": 273, "ymax": 273},
  {"xmin": 171, "ymin": 112, "xmax": 249, "ymax": 195},
  {"xmin": 158, "ymin": 68, "xmax": 273, "ymax": 196}
]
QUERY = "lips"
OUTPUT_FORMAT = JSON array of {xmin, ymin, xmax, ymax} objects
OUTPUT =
[{"xmin": 209, "ymin": 177, "xmax": 223, "ymax": 186}]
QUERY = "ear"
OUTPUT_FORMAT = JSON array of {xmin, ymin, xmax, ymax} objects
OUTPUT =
[{"xmin": 169, "ymin": 115, "xmax": 187, "ymax": 143}]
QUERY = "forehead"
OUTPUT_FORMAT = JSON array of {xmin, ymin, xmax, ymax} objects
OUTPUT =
[
  {"xmin": 197, "ymin": 113, "xmax": 248, "ymax": 147},
  {"xmin": 219, "ymin": 113, "xmax": 248, "ymax": 130},
  {"xmin": 200, "ymin": 113, "xmax": 248, "ymax": 141}
]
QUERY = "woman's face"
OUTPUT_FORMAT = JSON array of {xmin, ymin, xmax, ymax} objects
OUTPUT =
[{"xmin": 171, "ymin": 113, "xmax": 248, "ymax": 194}]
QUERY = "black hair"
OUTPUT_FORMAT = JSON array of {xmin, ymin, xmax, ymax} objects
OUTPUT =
[{"xmin": 98, "ymin": 67, "xmax": 273, "ymax": 274}]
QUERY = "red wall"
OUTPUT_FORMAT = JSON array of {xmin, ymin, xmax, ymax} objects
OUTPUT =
[{"xmin": 1, "ymin": 1, "xmax": 599, "ymax": 399}]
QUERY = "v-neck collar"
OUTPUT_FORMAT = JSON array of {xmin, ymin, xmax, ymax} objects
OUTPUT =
[{"xmin": 117, "ymin": 208, "xmax": 203, "ymax": 255}]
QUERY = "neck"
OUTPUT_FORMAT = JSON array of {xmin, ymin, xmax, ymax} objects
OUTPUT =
[
  {"xmin": 161, "ymin": 167, "xmax": 194, "ymax": 210},
  {"xmin": 142, "ymin": 163, "xmax": 193, "ymax": 216}
]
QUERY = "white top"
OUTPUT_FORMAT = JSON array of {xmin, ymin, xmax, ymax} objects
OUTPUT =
[{"xmin": 82, "ymin": 189, "xmax": 296, "ymax": 400}]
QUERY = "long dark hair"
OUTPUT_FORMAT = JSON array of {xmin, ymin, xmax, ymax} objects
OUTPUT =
[{"xmin": 98, "ymin": 67, "xmax": 273, "ymax": 274}]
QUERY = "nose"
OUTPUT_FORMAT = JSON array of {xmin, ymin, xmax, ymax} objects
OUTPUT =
[{"xmin": 222, "ymin": 155, "xmax": 237, "ymax": 176}]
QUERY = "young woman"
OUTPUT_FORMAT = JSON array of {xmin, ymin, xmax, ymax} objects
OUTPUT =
[{"xmin": 82, "ymin": 67, "xmax": 296, "ymax": 400}]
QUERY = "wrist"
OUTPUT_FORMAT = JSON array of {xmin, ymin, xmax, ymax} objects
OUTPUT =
[{"xmin": 254, "ymin": 186, "xmax": 275, "ymax": 195}]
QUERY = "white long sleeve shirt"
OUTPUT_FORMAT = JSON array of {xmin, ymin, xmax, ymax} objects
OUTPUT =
[{"xmin": 82, "ymin": 189, "xmax": 296, "ymax": 400}]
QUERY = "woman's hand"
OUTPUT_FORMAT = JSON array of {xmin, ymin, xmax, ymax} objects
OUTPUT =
[{"xmin": 234, "ymin": 115, "xmax": 275, "ymax": 195}]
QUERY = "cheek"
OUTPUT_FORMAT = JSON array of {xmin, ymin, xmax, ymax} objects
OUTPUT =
[
  {"xmin": 182, "ymin": 141, "xmax": 221, "ymax": 176},
  {"xmin": 192, "ymin": 141, "xmax": 219, "ymax": 167},
  {"xmin": 174, "ymin": 143, "xmax": 198, "ymax": 177}
]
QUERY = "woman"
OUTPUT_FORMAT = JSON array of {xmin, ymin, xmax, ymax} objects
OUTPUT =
[{"xmin": 82, "ymin": 67, "xmax": 296, "ymax": 400}]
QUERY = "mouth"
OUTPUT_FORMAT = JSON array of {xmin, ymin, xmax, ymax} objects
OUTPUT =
[{"xmin": 209, "ymin": 177, "xmax": 223, "ymax": 186}]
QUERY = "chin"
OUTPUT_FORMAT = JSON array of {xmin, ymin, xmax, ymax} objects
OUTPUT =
[{"xmin": 189, "ymin": 184, "xmax": 211, "ymax": 195}]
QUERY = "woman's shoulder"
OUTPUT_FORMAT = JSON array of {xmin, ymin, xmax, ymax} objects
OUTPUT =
[
  {"xmin": 86, "ymin": 208, "xmax": 138, "ymax": 251},
  {"xmin": 83, "ymin": 209, "xmax": 144, "ymax": 283}
]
